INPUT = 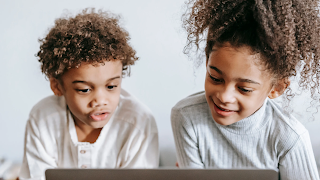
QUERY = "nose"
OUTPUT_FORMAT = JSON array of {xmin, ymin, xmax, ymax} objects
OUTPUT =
[
  {"xmin": 216, "ymin": 85, "xmax": 236, "ymax": 104},
  {"xmin": 90, "ymin": 89, "xmax": 109, "ymax": 107}
]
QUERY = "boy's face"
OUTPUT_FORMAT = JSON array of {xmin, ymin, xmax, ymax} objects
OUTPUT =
[
  {"xmin": 205, "ymin": 44, "xmax": 277, "ymax": 125},
  {"xmin": 51, "ymin": 60, "xmax": 122, "ymax": 130}
]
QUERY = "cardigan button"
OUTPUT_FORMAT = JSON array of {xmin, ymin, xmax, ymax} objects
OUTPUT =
[
  {"xmin": 80, "ymin": 150, "xmax": 86, "ymax": 154},
  {"xmin": 81, "ymin": 164, "xmax": 87, "ymax": 169}
]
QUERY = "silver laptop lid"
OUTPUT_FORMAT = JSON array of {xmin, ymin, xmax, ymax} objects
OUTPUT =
[{"xmin": 46, "ymin": 169, "xmax": 278, "ymax": 180}]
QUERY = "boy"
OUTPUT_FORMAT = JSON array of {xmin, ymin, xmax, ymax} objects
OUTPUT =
[{"xmin": 19, "ymin": 9, "xmax": 159, "ymax": 180}]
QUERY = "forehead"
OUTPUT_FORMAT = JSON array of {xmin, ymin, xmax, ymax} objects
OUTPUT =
[
  {"xmin": 208, "ymin": 45, "xmax": 271, "ymax": 81},
  {"xmin": 61, "ymin": 60, "xmax": 122, "ymax": 82}
]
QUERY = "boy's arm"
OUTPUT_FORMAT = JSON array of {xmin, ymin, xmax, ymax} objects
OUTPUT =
[
  {"xmin": 279, "ymin": 131, "xmax": 319, "ymax": 180},
  {"xmin": 119, "ymin": 115, "xmax": 159, "ymax": 168},
  {"xmin": 171, "ymin": 107, "xmax": 204, "ymax": 168},
  {"xmin": 19, "ymin": 117, "xmax": 57, "ymax": 180}
]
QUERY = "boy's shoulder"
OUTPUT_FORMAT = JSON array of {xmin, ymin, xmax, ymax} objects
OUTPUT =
[
  {"xmin": 114, "ymin": 89, "xmax": 157, "ymax": 132},
  {"xmin": 118, "ymin": 89, "xmax": 153, "ymax": 116},
  {"xmin": 29, "ymin": 95, "xmax": 66, "ymax": 123},
  {"xmin": 172, "ymin": 91, "xmax": 207, "ymax": 111}
]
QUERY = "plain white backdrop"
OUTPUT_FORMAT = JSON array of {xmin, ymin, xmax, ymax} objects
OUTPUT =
[{"xmin": 1, "ymin": 0, "xmax": 320, "ymax": 167}]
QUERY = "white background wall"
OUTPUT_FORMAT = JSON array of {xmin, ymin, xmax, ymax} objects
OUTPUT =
[{"xmin": 0, "ymin": 0, "xmax": 320, "ymax": 168}]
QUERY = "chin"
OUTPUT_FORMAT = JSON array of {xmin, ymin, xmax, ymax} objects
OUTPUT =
[
  {"xmin": 214, "ymin": 119, "xmax": 235, "ymax": 125},
  {"xmin": 89, "ymin": 121, "xmax": 108, "ymax": 129},
  {"xmin": 212, "ymin": 115, "xmax": 240, "ymax": 125}
]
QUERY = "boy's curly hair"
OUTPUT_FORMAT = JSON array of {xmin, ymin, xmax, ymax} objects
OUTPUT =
[
  {"xmin": 183, "ymin": 0, "xmax": 320, "ymax": 101},
  {"xmin": 38, "ymin": 8, "xmax": 138, "ymax": 79}
]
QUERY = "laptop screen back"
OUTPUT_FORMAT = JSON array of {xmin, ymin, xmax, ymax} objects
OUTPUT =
[{"xmin": 46, "ymin": 169, "xmax": 278, "ymax": 180}]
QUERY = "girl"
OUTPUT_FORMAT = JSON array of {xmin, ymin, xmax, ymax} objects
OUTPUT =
[{"xmin": 171, "ymin": 0, "xmax": 320, "ymax": 179}]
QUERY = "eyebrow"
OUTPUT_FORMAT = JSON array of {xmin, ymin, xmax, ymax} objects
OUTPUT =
[
  {"xmin": 208, "ymin": 65, "xmax": 260, "ymax": 85},
  {"xmin": 72, "ymin": 76, "xmax": 121, "ymax": 84},
  {"xmin": 236, "ymin": 78, "xmax": 260, "ymax": 85},
  {"xmin": 209, "ymin": 65, "xmax": 223, "ymax": 74}
]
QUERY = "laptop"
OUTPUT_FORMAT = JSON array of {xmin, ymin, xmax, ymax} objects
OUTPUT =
[{"xmin": 45, "ymin": 168, "xmax": 278, "ymax": 180}]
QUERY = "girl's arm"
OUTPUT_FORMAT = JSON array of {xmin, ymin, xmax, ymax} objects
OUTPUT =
[
  {"xmin": 279, "ymin": 131, "xmax": 319, "ymax": 180},
  {"xmin": 171, "ymin": 107, "xmax": 204, "ymax": 168},
  {"xmin": 19, "ymin": 117, "xmax": 57, "ymax": 180}
]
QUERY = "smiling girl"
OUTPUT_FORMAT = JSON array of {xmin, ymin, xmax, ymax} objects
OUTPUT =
[{"xmin": 171, "ymin": 0, "xmax": 320, "ymax": 179}]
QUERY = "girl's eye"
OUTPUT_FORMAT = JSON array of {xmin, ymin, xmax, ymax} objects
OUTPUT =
[
  {"xmin": 107, "ymin": 85, "xmax": 117, "ymax": 90},
  {"xmin": 77, "ymin": 89, "xmax": 91, "ymax": 93},
  {"xmin": 238, "ymin": 87, "xmax": 253, "ymax": 93},
  {"xmin": 209, "ymin": 74, "xmax": 223, "ymax": 83}
]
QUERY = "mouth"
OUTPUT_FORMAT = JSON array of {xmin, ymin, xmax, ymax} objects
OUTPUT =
[
  {"xmin": 212, "ymin": 101, "xmax": 237, "ymax": 116},
  {"xmin": 90, "ymin": 111, "xmax": 110, "ymax": 121},
  {"xmin": 215, "ymin": 105, "xmax": 235, "ymax": 112}
]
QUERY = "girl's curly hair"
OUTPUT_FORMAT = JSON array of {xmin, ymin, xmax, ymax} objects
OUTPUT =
[
  {"xmin": 38, "ymin": 8, "xmax": 138, "ymax": 79},
  {"xmin": 183, "ymin": 0, "xmax": 320, "ymax": 102}
]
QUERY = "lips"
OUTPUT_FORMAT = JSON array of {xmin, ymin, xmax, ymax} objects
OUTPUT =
[
  {"xmin": 89, "ymin": 111, "xmax": 110, "ymax": 121},
  {"xmin": 213, "ymin": 102, "xmax": 237, "ymax": 117},
  {"xmin": 216, "ymin": 105, "xmax": 233, "ymax": 112}
]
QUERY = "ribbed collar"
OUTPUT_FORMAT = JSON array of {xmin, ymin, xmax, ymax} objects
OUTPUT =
[{"xmin": 212, "ymin": 98, "xmax": 270, "ymax": 135}]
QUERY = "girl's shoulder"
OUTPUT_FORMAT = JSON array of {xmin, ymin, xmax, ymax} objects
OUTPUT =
[
  {"xmin": 266, "ymin": 99, "xmax": 308, "ymax": 153},
  {"xmin": 267, "ymin": 99, "xmax": 307, "ymax": 136},
  {"xmin": 266, "ymin": 99, "xmax": 312, "ymax": 160},
  {"xmin": 172, "ymin": 91, "xmax": 207, "ymax": 111},
  {"xmin": 171, "ymin": 91, "xmax": 211, "ymax": 125}
]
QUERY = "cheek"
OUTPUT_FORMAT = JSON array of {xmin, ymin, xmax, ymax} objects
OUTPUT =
[
  {"xmin": 65, "ymin": 92, "xmax": 88, "ymax": 110},
  {"xmin": 65, "ymin": 99, "xmax": 87, "ymax": 119},
  {"xmin": 110, "ymin": 91, "xmax": 121, "ymax": 107},
  {"xmin": 68, "ymin": 97, "xmax": 87, "ymax": 112},
  {"xmin": 204, "ymin": 79, "xmax": 218, "ymax": 98},
  {"xmin": 240, "ymin": 94, "xmax": 266, "ymax": 113},
  {"xmin": 204, "ymin": 77, "xmax": 213, "ymax": 93}
]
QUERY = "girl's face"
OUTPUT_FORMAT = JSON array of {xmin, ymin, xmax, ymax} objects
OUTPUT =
[{"xmin": 205, "ymin": 43, "xmax": 274, "ymax": 125}]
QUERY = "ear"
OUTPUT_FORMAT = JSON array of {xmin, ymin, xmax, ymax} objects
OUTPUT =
[
  {"xmin": 49, "ymin": 78, "xmax": 64, "ymax": 96},
  {"xmin": 268, "ymin": 78, "xmax": 290, "ymax": 99}
]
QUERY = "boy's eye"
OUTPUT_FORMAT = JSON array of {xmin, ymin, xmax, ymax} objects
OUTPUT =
[
  {"xmin": 107, "ymin": 85, "xmax": 117, "ymax": 90},
  {"xmin": 77, "ymin": 89, "xmax": 91, "ymax": 93},
  {"xmin": 238, "ymin": 87, "xmax": 253, "ymax": 93},
  {"xmin": 209, "ymin": 74, "xmax": 223, "ymax": 83}
]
